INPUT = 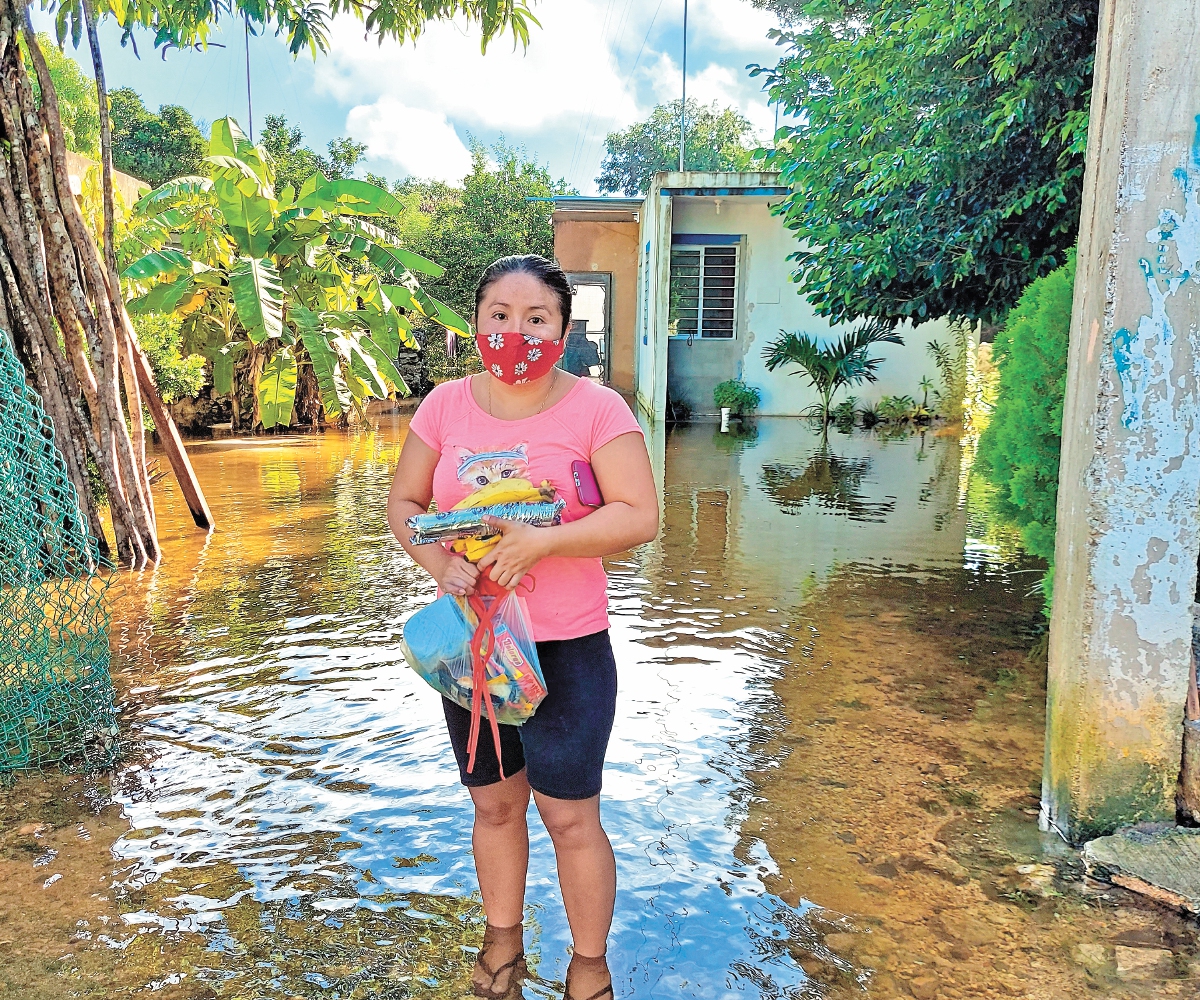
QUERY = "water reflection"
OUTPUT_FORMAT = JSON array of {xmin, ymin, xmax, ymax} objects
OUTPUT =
[
  {"xmin": 10, "ymin": 419, "xmax": 1184, "ymax": 999},
  {"xmin": 760, "ymin": 450, "xmax": 895, "ymax": 523}
]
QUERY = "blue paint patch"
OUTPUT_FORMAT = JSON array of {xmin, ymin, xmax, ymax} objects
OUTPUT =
[
  {"xmin": 1112, "ymin": 326, "xmax": 1141, "ymax": 430},
  {"xmin": 1112, "ymin": 114, "xmax": 1200, "ymax": 432}
]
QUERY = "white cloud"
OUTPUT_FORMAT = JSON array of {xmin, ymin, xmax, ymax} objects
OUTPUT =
[
  {"xmin": 311, "ymin": 0, "xmax": 780, "ymax": 187},
  {"xmin": 346, "ymin": 97, "xmax": 473, "ymax": 181},
  {"xmin": 314, "ymin": 1, "xmax": 643, "ymax": 183},
  {"xmin": 690, "ymin": 64, "xmax": 774, "ymax": 136},
  {"xmin": 646, "ymin": 53, "xmax": 773, "ymax": 139},
  {"xmin": 690, "ymin": 0, "xmax": 781, "ymax": 52}
]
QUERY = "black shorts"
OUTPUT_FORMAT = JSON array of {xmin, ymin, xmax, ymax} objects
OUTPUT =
[{"xmin": 442, "ymin": 629, "xmax": 617, "ymax": 800}]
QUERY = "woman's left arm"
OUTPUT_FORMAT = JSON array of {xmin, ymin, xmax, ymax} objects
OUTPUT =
[{"xmin": 477, "ymin": 431, "xmax": 659, "ymax": 589}]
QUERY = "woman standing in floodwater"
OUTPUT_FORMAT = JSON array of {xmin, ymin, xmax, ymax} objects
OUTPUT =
[{"xmin": 387, "ymin": 255, "xmax": 659, "ymax": 999}]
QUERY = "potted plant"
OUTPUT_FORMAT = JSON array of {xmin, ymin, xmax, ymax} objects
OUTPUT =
[{"xmin": 713, "ymin": 379, "xmax": 762, "ymax": 431}]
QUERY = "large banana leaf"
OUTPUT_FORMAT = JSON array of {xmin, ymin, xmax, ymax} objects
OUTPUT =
[
  {"xmin": 230, "ymin": 257, "xmax": 285, "ymax": 344},
  {"xmin": 362, "ymin": 308, "xmax": 416, "ymax": 358},
  {"xmin": 134, "ymin": 176, "xmax": 213, "ymax": 215},
  {"xmin": 210, "ymin": 144, "xmax": 277, "ymax": 257},
  {"xmin": 360, "ymin": 320, "xmax": 410, "ymax": 396},
  {"xmin": 413, "ymin": 286, "xmax": 473, "ymax": 337},
  {"xmin": 340, "ymin": 219, "xmax": 444, "ymax": 276},
  {"xmin": 122, "ymin": 248, "xmax": 194, "ymax": 281},
  {"xmin": 213, "ymin": 180, "xmax": 276, "ymax": 257},
  {"xmin": 347, "ymin": 339, "xmax": 390, "ymax": 399},
  {"xmin": 328, "ymin": 178, "xmax": 404, "ymax": 217},
  {"xmin": 212, "ymin": 341, "xmax": 246, "ymax": 395},
  {"xmin": 333, "ymin": 222, "xmax": 444, "ymax": 279},
  {"xmin": 257, "ymin": 348, "xmax": 298, "ymax": 430},
  {"xmin": 296, "ymin": 174, "xmax": 403, "ymax": 217},
  {"xmin": 210, "ymin": 118, "xmax": 274, "ymax": 193},
  {"xmin": 271, "ymin": 216, "xmax": 329, "ymax": 257},
  {"xmin": 292, "ymin": 304, "xmax": 352, "ymax": 417},
  {"xmin": 126, "ymin": 276, "xmax": 194, "ymax": 315}
]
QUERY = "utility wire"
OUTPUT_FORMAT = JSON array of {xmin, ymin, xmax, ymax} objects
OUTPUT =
[{"xmin": 575, "ymin": 0, "xmax": 666, "ymax": 189}]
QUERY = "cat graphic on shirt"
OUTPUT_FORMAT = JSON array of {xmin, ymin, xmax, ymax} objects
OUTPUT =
[{"xmin": 455, "ymin": 444, "xmax": 556, "ymax": 499}]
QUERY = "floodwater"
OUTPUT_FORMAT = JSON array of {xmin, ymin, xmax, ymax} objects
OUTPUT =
[{"xmin": 2, "ymin": 418, "xmax": 1196, "ymax": 999}]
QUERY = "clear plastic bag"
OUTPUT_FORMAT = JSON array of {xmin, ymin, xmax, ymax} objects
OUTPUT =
[{"xmin": 402, "ymin": 581, "xmax": 547, "ymax": 752}]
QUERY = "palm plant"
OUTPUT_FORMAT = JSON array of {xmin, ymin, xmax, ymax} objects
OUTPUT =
[
  {"xmin": 762, "ymin": 325, "xmax": 904, "ymax": 424},
  {"xmin": 122, "ymin": 118, "xmax": 469, "ymax": 430}
]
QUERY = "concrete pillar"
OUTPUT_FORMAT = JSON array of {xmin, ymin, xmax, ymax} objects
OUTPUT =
[{"xmin": 1042, "ymin": 0, "xmax": 1200, "ymax": 843}]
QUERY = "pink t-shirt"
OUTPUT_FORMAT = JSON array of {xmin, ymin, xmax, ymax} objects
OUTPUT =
[{"xmin": 407, "ymin": 376, "xmax": 645, "ymax": 641}]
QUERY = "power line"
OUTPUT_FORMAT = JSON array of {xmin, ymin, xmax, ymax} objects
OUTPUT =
[{"xmin": 576, "ymin": 0, "xmax": 666, "ymax": 189}]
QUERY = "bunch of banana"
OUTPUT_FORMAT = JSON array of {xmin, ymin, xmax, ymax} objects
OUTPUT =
[{"xmin": 450, "ymin": 478, "xmax": 557, "ymax": 562}]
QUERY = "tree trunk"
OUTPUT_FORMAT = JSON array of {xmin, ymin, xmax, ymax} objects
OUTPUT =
[
  {"xmin": 0, "ymin": 5, "xmax": 166, "ymax": 564},
  {"xmin": 81, "ymin": 0, "xmax": 153, "ymax": 531}
]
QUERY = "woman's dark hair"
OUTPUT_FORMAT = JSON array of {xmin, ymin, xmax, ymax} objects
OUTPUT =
[{"xmin": 474, "ymin": 254, "xmax": 573, "ymax": 335}]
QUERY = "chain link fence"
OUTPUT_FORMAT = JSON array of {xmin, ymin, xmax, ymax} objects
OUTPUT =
[{"xmin": 0, "ymin": 331, "xmax": 118, "ymax": 774}]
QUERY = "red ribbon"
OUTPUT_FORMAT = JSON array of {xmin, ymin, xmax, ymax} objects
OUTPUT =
[{"xmin": 465, "ymin": 576, "xmax": 508, "ymax": 779}]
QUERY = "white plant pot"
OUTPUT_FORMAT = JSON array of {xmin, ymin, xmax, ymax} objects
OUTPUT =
[{"xmin": 720, "ymin": 407, "xmax": 731, "ymax": 432}]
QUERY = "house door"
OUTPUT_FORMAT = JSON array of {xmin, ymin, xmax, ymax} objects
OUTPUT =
[{"xmin": 566, "ymin": 273, "xmax": 612, "ymax": 383}]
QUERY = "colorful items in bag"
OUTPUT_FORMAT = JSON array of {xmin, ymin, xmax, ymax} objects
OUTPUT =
[{"xmin": 401, "ymin": 580, "xmax": 547, "ymax": 776}]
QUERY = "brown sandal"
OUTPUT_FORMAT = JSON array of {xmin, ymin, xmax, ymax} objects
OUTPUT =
[
  {"xmin": 472, "ymin": 922, "xmax": 526, "ymax": 999},
  {"xmin": 564, "ymin": 952, "xmax": 614, "ymax": 1000}
]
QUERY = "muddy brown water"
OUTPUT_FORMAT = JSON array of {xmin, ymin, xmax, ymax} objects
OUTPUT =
[{"xmin": 1, "ymin": 419, "xmax": 1195, "ymax": 998}]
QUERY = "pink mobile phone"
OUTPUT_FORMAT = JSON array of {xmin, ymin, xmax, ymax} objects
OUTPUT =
[{"xmin": 572, "ymin": 460, "xmax": 604, "ymax": 508}]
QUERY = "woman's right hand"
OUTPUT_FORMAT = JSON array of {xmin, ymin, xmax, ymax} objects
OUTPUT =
[{"xmin": 436, "ymin": 553, "xmax": 481, "ymax": 597}]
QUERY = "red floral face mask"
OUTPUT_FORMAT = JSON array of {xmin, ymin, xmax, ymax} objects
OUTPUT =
[{"xmin": 475, "ymin": 331, "xmax": 565, "ymax": 385}]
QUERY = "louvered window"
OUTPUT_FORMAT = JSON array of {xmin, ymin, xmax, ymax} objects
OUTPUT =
[{"xmin": 668, "ymin": 244, "xmax": 738, "ymax": 339}]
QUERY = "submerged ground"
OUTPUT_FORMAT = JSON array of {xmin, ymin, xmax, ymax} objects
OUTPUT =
[{"xmin": 1, "ymin": 418, "xmax": 1195, "ymax": 998}]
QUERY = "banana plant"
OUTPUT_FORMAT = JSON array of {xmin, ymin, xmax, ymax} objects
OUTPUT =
[{"xmin": 121, "ymin": 117, "xmax": 470, "ymax": 429}]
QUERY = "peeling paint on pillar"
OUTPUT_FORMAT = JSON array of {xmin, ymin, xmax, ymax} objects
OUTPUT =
[{"xmin": 1043, "ymin": 0, "xmax": 1200, "ymax": 845}]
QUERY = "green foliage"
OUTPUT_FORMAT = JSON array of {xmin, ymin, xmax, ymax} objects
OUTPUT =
[
  {"xmin": 109, "ymin": 87, "xmax": 206, "ymax": 187},
  {"xmin": 421, "ymin": 324, "xmax": 482, "ymax": 384},
  {"xmin": 261, "ymin": 113, "xmax": 368, "ymax": 194},
  {"xmin": 417, "ymin": 140, "xmax": 573, "ymax": 318},
  {"xmin": 132, "ymin": 313, "xmax": 206, "ymax": 404},
  {"xmin": 831, "ymin": 395, "xmax": 857, "ymax": 427},
  {"xmin": 122, "ymin": 116, "xmax": 464, "ymax": 430},
  {"xmin": 927, "ymin": 325, "xmax": 972, "ymax": 422},
  {"xmin": 597, "ymin": 99, "xmax": 758, "ymax": 196},
  {"xmin": 32, "ymin": 34, "xmax": 99, "ymax": 157},
  {"xmin": 763, "ymin": 325, "xmax": 904, "ymax": 423},
  {"xmin": 976, "ymin": 253, "xmax": 1074, "ymax": 610},
  {"xmin": 874, "ymin": 393, "xmax": 934, "ymax": 425},
  {"xmin": 712, "ymin": 379, "xmax": 761, "ymax": 415},
  {"xmin": 57, "ymin": 0, "xmax": 538, "ymax": 61},
  {"xmin": 857, "ymin": 400, "xmax": 880, "ymax": 428},
  {"xmin": 751, "ymin": 0, "xmax": 1095, "ymax": 328}
]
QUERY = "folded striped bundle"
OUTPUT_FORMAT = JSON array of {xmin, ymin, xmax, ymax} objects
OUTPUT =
[{"xmin": 407, "ymin": 498, "xmax": 567, "ymax": 546}]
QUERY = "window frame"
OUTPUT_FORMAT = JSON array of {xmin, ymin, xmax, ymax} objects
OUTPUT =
[{"xmin": 667, "ymin": 238, "xmax": 741, "ymax": 342}]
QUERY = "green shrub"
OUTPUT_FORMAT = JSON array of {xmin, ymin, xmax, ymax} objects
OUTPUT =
[
  {"xmin": 134, "ymin": 313, "xmax": 206, "ymax": 404},
  {"xmin": 713, "ymin": 379, "xmax": 762, "ymax": 414},
  {"xmin": 857, "ymin": 401, "xmax": 880, "ymax": 427},
  {"xmin": 927, "ymin": 323, "xmax": 971, "ymax": 422},
  {"xmin": 831, "ymin": 395, "xmax": 858, "ymax": 427},
  {"xmin": 877, "ymin": 394, "xmax": 917, "ymax": 423},
  {"xmin": 976, "ymin": 252, "xmax": 1074, "ymax": 612}
]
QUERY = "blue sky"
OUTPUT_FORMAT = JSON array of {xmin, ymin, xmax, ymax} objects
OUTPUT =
[{"xmin": 36, "ymin": 1, "xmax": 786, "ymax": 194}]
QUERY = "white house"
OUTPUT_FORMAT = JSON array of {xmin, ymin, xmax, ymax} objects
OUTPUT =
[{"xmin": 553, "ymin": 171, "xmax": 955, "ymax": 420}]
